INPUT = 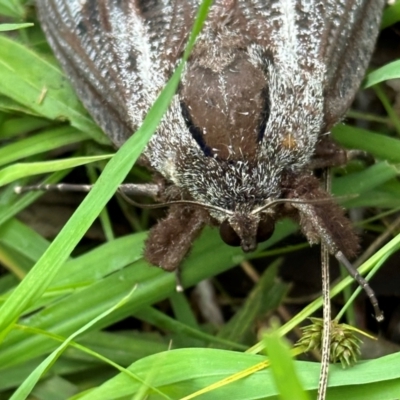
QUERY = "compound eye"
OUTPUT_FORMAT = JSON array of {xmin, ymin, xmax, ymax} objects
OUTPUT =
[
  {"xmin": 256, "ymin": 215, "xmax": 275, "ymax": 243},
  {"xmin": 219, "ymin": 220, "xmax": 241, "ymax": 247}
]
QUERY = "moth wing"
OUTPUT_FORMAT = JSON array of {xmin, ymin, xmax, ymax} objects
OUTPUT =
[
  {"xmin": 320, "ymin": 0, "xmax": 386, "ymax": 129},
  {"xmin": 235, "ymin": 1, "xmax": 384, "ymax": 130},
  {"xmin": 36, "ymin": 0, "xmax": 197, "ymax": 147}
]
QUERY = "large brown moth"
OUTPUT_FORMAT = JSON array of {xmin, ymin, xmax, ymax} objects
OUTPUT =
[{"xmin": 33, "ymin": 0, "xmax": 385, "ymax": 318}]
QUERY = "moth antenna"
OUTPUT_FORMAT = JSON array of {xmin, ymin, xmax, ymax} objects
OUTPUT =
[
  {"xmin": 251, "ymin": 195, "xmax": 357, "ymax": 215},
  {"xmin": 14, "ymin": 183, "xmax": 161, "ymax": 198},
  {"xmin": 118, "ymin": 190, "xmax": 233, "ymax": 215},
  {"xmin": 14, "ymin": 183, "xmax": 94, "ymax": 194},
  {"xmin": 335, "ymin": 251, "xmax": 384, "ymax": 322}
]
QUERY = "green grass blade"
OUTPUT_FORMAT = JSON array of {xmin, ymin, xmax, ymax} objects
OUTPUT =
[
  {"xmin": 215, "ymin": 260, "xmax": 289, "ymax": 348},
  {"xmin": 264, "ymin": 329, "xmax": 310, "ymax": 400},
  {"xmin": 333, "ymin": 124, "xmax": 400, "ymax": 163},
  {"xmin": 0, "ymin": 35, "xmax": 107, "ymax": 144},
  {"xmin": 0, "ymin": 0, "xmax": 25, "ymax": 18},
  {"xmin": 0, "ymin": 23, "xmax": 33, "ymax": 32},
  {"xmin": 70, "ymin": 349, "xmax": 400, "ymax": 400},
  {"xmin": 0, "ymin": 126, "xmax": 90, "ymax": 168},
  {"xmin": 381, "ymin": 1, "xmax": 400, "ymax": 29},
  {"xmin": 364, "ymin": 60, "xmax": 400, "ymax": 88},
  {"xmin": 9, "ymin": 289, "xmax": 136, "ymax": 400},
  {"xmin": 0, "ymin": 155, "xmax": 113, "ymax": 186}
]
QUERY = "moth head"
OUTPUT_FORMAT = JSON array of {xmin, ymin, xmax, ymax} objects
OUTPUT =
[{"xmin": 219, "ymin": 212, "xmax": 275, "ymax": 252}]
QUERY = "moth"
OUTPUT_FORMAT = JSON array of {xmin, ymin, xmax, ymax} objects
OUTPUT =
[{"xmin": 34, "ymin": 0, "xmax": 385, "ymax": 317}]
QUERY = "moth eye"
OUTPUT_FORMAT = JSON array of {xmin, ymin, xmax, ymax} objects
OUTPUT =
[
  {"xmin": 256, "ymin": 216, "xmax": 275, "ymax": 243},
  {"xmin": 219, "ymin": 220, "xmax": 241, "ymax": 247}
]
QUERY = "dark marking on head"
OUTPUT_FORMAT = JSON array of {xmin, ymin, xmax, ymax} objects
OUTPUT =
[
  {"xmin": 180, "ymin": 101, "xmax": 213, "ymax": 157},
  {"xmin": 257, "ymin": 86, "xmax": 270, "ymax": 142}
]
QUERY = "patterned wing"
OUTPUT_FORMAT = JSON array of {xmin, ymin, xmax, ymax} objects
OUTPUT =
[
  {"xmin": 235, "ymin": 0, "xmax": 385, "ymax": 130},
  {"xmin": 35, "ymin": 0, "xmax": 197, "ymax": 147},
  {"xmin": 320, "ymin": 0, "xmax": 386, "ymax": 129}
]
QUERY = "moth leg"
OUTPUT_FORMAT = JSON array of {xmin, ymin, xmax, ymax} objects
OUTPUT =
[
  {"xmin": 311, "ymin": 136, "xmax": 373, "ymax": 169},
  {"xmin": 310, "ymin": 136, "xmax": 347, "ymax": 169},
  {"xmin": 336, "ymin": 251, "xmax": 383, "ymax": 322},
  {"xmin": 144, "ymin": 206, "xmax": 208, "ymax": 290},
  {"xmin": 346, "ymin": 150, "xmax": 374, "ymax": 165},
  {"xmin": 287, "ymin": 174, "xmax": 383, "ymax": 321},
  {"xmin": 14, "ymin": 182, "xmax": 161, "ymax": 199}
]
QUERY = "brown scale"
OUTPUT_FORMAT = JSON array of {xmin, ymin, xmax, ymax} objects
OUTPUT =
[{"xmin": 181, "ymin": 34, "xmax": 267, "ymax": 160}]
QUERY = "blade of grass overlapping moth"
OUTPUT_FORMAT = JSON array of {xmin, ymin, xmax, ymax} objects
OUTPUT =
[
  {"xmin": 0, "ymin": 154, "xmax": 113, "ymax": 186},
  {"xmin": 0, "ymin": 0, "xmax": 213, "ymax": 340},
  {"xmin": 0, "ymin": 35, "xmax": 108, "ymax": 144},
  {"xmin": 214, "ymin": 260, "xmax": 289, "ymax": 349},
  {"xmin": 0, "ymin": 23, "xmax": 33, "ymax": 31},
  {"xmin": 333, "ymin": 125, "xmax": 400, "ymax": 163},
  {"xmin": 0, "ymin": 126, "xmax": 90, "ymax": 168},
  {"xmin": 247, "ymin": 232, "xmax": 400, "ymax": 355},
  {"xmin": 9, "ymin": 288, "xmax": 171, "ymax": 400},
  {"xmin": 364, "ymin": 60, "xmax": 400, "ymax": 88},
  {"xmin": 0, "ymin": 222, "xmax": 296, "ymax": 369},
  {"xmin": 0, "ymin": 170, "xmax": 69, "ymax": 226}
]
